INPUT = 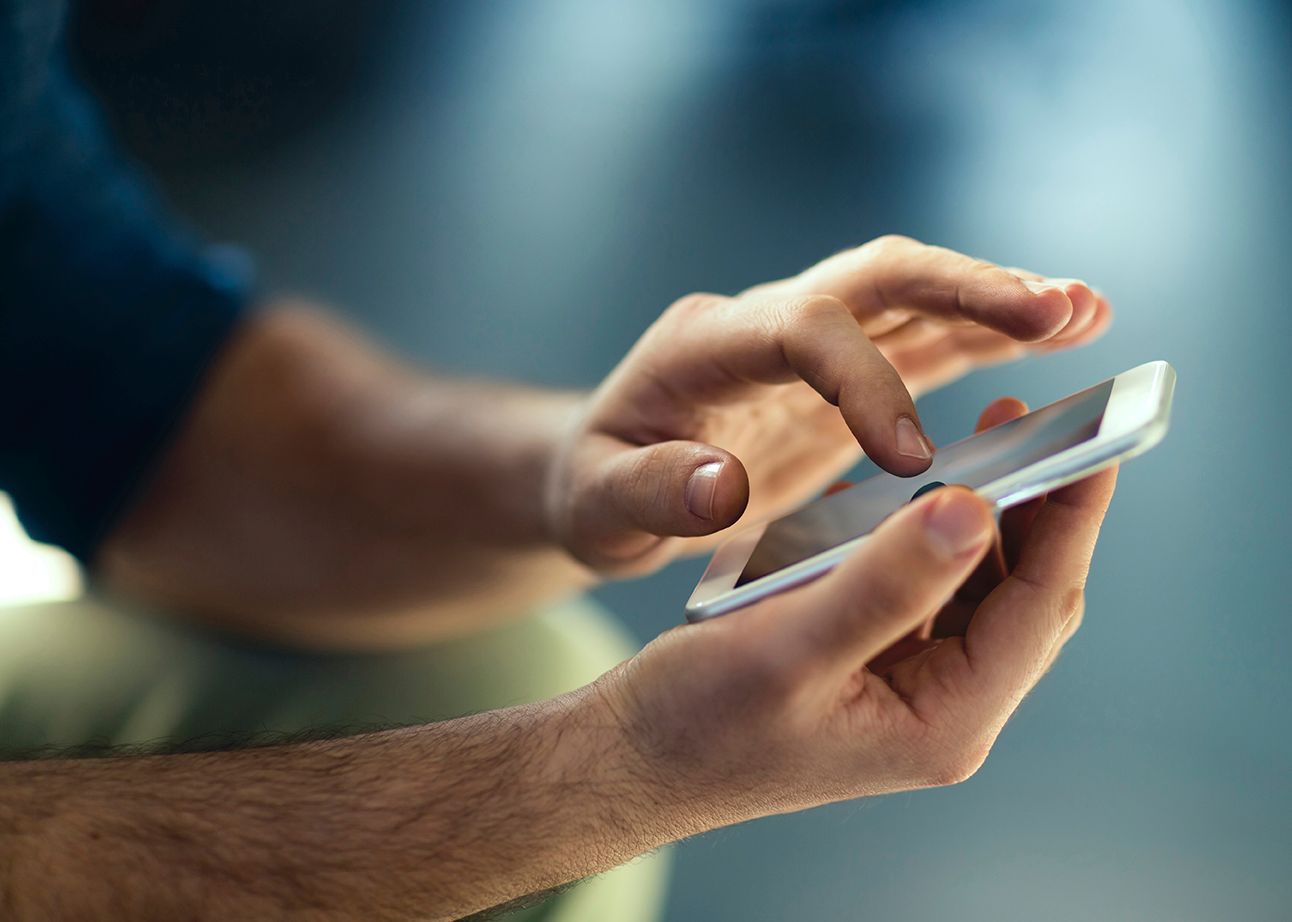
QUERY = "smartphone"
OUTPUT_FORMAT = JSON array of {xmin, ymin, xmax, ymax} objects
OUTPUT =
[{"xmin": 685, "ymin": 360, "xmax": 1176, "ymax": 622}]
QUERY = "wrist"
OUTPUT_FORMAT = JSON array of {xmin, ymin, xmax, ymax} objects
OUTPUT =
[
  {"xmin": 538, "ymin": 394, "xmax": 591, "ymax": 554},
  {"xmin": 572, "ymin": 668, "xmax": 718, "ymax": 845},
  {"xmin": 349, "ymin": 371, "xmax": 589, "ymax": 552},
  {"xmin": 528, "ymin": 391, "xmax": 591, "ymax": 550}
]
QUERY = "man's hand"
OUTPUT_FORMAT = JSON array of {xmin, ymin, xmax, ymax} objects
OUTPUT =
[
  {"xmin": 593, "ymin": 397, "xmax": 1116, "ymax": 827},
  {"xmin": 100, "ymin": 237, "xmax": 1110, "ymax": 646},
  {"xmin": 9, "ymin": 399, "xmax": 1114, "ymax": 921},
  {"xmin": 546, "ymin": 235, "xmax": 1111, "ymax": 573}
]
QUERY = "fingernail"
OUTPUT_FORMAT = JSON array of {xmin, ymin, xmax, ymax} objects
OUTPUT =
[
  {"xmin": 1022, "ymin": 279, "xmax": 1063, "ymax": 295},
  {"xmin": 925, "ymin": 491, "xmax": 990, "ymax": 558},
  {"xmin": 685, "ymin": 461, "xmax": 724, "ymax": 520},
  {"xmin": 895, "ymin": 416, "xmax": 932, "ymax": 461}
]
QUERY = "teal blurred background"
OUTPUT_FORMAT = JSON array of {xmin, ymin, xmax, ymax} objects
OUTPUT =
[{"xmin": 70, "ymin": 1, "xmax": 1292, "ymax": 918}]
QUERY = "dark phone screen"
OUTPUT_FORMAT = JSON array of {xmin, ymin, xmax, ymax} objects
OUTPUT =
[{"xmin": 736, "ymin": 380, "xmax": 1114, "ymax": 586}]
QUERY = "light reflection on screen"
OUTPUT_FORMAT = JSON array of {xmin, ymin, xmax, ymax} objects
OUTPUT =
[{"xmin": 736, "ymin": 380, "xmax": 1114, "ymax": 586}]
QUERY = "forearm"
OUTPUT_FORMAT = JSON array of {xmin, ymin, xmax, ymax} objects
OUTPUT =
[
  {"xmin": 0, "ymin": 685, "xmax": 683, "ymax": 922},
  {"xmin": 97, "ymin": 303, "xmax": 594, "ymax": 647}
]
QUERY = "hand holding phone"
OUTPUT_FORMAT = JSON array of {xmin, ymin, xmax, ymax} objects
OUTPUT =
[{"xmin": 591, "ymin": 412, "xmax": 1120, "ymax": 835}]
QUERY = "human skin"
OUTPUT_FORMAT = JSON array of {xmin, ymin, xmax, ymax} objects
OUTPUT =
[
  {"xmin": 0, "ymin": 236, "xmax": 1118, "ymax": 918},
  {"xmin": 1, "ymin": 398, "xmax": 1117, "ymax": 920},
  {"xmin": 96, "ymin": 235, "xmax": 1109, "ymax": 646}
]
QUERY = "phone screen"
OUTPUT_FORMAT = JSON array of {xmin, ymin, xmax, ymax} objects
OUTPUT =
[{"xmin": 735, "ymin": 379, "xmax": 1114, "ymax": 586}]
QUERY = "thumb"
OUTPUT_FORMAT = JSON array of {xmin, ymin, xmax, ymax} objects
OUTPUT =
[
  {"xmin": 788, "ymin": 487, "xmax": 994, "ymax": 670},
  {"xmin": 565, "ymin": 437, "xmax": 750, "ymax": 568}
]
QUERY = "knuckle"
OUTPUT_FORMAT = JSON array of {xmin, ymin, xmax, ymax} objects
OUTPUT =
[
  {"xmin": 774, "ymin": 296, "xmax": 855, "ymax": 376},
  {"xmin": 780, "ymin": 293, "xmax": 849, "ymax": 327},
  {"xmin": 667, "ymin": 291, "xmax": 722, "ymax": 321},
  {"xmin": 865, "ymin": 233, "xmax": 919, "ymax": 260},
  {"xmin": 1064, "ymin": 591, "xmax": 1085, "ymax": 622},
  {"xmin": 1062, "ymin": 592, "xmax": 1086, "ymax": 635},
  {"xmin": 625, "ymin": 449, "xmax": 675, "ymax": 506},
  {"xmin": 924, "ymin": 740, "xmax": 992, "ymax": 787},
  {"xmin": 1059, "ymin": 586, "xmax": 1086, "ymax": 622}
]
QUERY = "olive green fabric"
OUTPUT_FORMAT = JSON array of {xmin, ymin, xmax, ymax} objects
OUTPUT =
[{"xmin": 0, "ymin": 593, "xmax": 670, "ymax": 921}]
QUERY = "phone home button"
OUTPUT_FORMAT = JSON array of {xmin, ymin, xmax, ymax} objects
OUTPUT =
[{"xmin": 910, "ymin": 481, "xmax": 947, "ymax": 503}]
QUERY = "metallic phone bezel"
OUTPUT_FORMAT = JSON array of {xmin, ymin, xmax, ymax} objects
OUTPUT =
[{"xmin": 684, "ymin": 360, "xmax": 1176, "ymax": 622}]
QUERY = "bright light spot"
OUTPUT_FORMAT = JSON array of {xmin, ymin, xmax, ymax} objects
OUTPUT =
[{"xmin": 0, "ymin": 493, "xmax": 82, "ymax": 606}]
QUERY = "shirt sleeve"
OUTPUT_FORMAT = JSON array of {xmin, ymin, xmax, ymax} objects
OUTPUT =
[{"xmin": 0, "ymin": 6, "xmax": 251, "ymax": 562}]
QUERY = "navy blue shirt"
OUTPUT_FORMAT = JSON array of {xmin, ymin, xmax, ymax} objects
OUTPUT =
[{"xmin": 0, "ymin": 0, "xmax": 250, "ymax": 561}]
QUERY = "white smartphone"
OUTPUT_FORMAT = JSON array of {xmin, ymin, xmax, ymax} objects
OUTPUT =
[{"xmin": 685, "ymin": 360, "xmax": 1176, "ymax": 622}]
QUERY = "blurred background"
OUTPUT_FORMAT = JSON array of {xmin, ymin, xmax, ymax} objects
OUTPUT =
[{"xmin": 4, "ymin": 0, "xmax": 1289, "ymax": 918}]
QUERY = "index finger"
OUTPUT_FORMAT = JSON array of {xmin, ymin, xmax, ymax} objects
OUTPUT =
[{"xmin": 605, "ymin": 293, "xmax": 936, "ymax": 476}]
